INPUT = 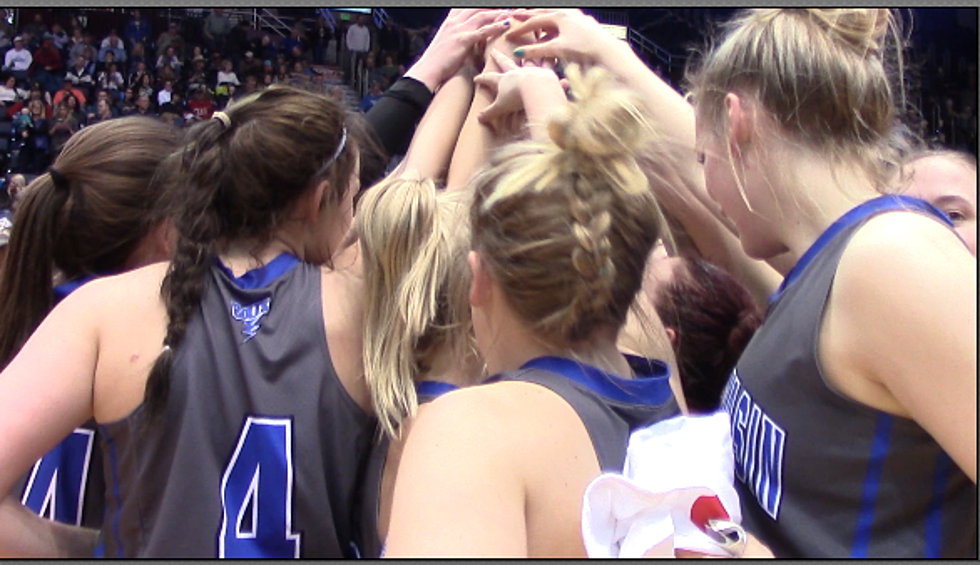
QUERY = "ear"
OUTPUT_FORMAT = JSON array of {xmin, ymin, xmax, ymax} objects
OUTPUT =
[
  {"xmin": 724, "ymin": 93, "xmax": 754, "ymax": 151},
  {"xmin": 305, "ymin": 179, "xmax": 330, "ymax": 224},
  {"xmin": 664, "ymin": 326, "xmax": 678, "ymax": 348},
  {"xmin": 154, "ymin": 219, "xmax": 177, "ymax": 259},
  {"xmin": 468, "ymin": 250, "xmax": 491, "ymax": 308}
]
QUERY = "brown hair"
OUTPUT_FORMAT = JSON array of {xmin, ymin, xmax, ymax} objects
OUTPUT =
[
  {"xmin": 0, "ymin": 117, "xmax": 181, "ymax": 368},
  {"xmin": 470, "ymin": 65, "xmax": 666, "ymax": 347},
  {"xmin": 143, "ymin": 85, "xmax": 359, "ymax": 419},
  {"xmin": 687, "ymin": 9, "xmax": 907, "ymax": 190},
  {"xmin": 653, "ymin": 258, "xmax": 761, "ymax": 413}
]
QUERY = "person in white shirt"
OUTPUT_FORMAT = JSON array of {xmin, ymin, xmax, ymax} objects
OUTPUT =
[
  {"xmin": 156, "ymin": 80, "xmax": 173, "ymax": 107},
  {"xmin": 0, "ymin": 74, "xmax": 26, "ymax": 104},
  {"xmin": 216, "ymin": 60, "xmax": 240, "ymax": 86},
  {"xmin": 4, "ymin": 37, "xmax": 32, "ymax": 80},
  {"xmin": 345, "ymin": 15, "xmax": 371, "ymax": 85}
]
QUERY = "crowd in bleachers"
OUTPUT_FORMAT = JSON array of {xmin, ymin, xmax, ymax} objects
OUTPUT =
[{"xmin": 0, "ymin": 8, "xmax": 441, "ymax": 176}]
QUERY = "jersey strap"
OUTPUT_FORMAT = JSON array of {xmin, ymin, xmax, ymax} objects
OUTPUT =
[
  {"xmin": 519, "ymin": 355, "xmax": 673, "ymax": 407},
  {"xmin": 770, "ymin": 195, "xmax": 953, "ymax": 306}
]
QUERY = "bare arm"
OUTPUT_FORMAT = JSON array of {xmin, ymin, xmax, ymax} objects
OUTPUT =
[
  {"xmin": 397, "ymin": 65, "xmax": 476, "ymax": 182},
  {"xmin": 0, "ymin": 288, "xmax": 100, "ymax": 555},
  {"xmin": 833, "ymin": 214, "xmax": 977, "ymax": 481}
]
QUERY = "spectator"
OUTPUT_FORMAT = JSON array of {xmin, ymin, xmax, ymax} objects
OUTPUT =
[
  {"xmin": 158, "ymin": 91, "xmax": 184, "ymax": 127},
  {"xmin": 44, "ymin": 22, "xmax": 69, "ymax": 52},
  {"xmin": 156, "ymin": 45, "xmax": 182, "ymax": 73},
  {"xmin": 155, "ymin": 21, "xmax": 183, "ymax": 59},
  {"xmin": 226, "ymin": 19, "xmax": 250, "ymax": 66},
  {"xmin": 379, "ymin": 18, "xmax": 401, "ymax": 63},
  {"xmin": 379, "ymin": 53, "xmax": 403, "ymax": 85},
  {"xmin": 360, "ymin": 80, "xmax": 383, "ymax": 112},
  {"xmin": 365, "ymin": 52, "xmax": 384, "ymax": 91},
  {"xmin": 239, "ymin": 73, "xmax": 259, "ymax": 96},
  {"xmin": 48, "ymin": 101, "xmax": 77, "ymax": 155},
  {"xmin": 185, "ymin": 56, "xmax": 208, "ymax": 93},
  {"xmin": 186, "ymin": 85, "xmax": 213, "ymax": 121},
  {"xmin": 156, "ymin": 63, "xmax": 178, "ymax": 90},
  {"xmin": 52, "ymin": 77, "xmax": 86, "ymax": 107},
  {"xmin": 3, "ymin": 37, "xmax": 32, "ymax": 82},
  {"xmin": 238, "ymin": 50, "xmax": 261, "ymax": 79},
  {"xmin": 30, "ymin": 38, "xmax": 62, "ymax": 94},
  {"xmin": 23, "ymin": 14, "xmax": 47, "ymax": 47},
  {"xmin": 257, "ymin": 33, "xmax": 277, "ymax": 62},
  {"xmin": 132, "ymin": 93, "xmax": 155, "ymax": 117},
  {"xmin": 282, "ymin": 25, "xmax": 306, "ymax": 58},
  {"xmin": 311, "ymin": 16, "xmax": 333, "ymax": 65},
  {"xmin": 156, "ymin": 79, "xmax": 173, "ymax": 107},
  {"xmin": 288, "ymin": 44, "xmax": 311, "ymax": 67},
  {"xmin": 0, "ymin": 74, "xmax": 26, "ymax": 105},
  {"xmin": 66, "ymin": 54, "xmax": 95, "ymax": 95},
  {"xmin": 84, "ymin": 89, "xmax": 117, "ymax": 122},
  {"xmin": 23, "ymin": 98, "xmax": 50, "ymax": 172},
  {"xmin": 67, "ymin": 29, "xmax": 91, "ymax": 63},
  {"xmin": 118, "ymin": 86, "xmax": 136, "ymax": 115},
  {"xmin": 127, "ymin": 60, "xmax": 150, "ymax": 90},
  {"xmin": 216, "ymin": 59, "xmax": 240, "ymax": 87},
  {"xmin": 98, "ymin": 29, "xmax": 126, "ymax": 64},
  {"xmin": 345, "ymin": 15, "xmax": 371, "ymax": 81},
  {"xmin": 127, "ymin": 41, "xmax": 147, "ymax": 75},
  {"xmin": 97, "ymin": 62, "xmax": 124, "ymax": 94},
  {"xmin": 203, "ymin": 9, "xmax": 232, "ymax": 54},
  {"xmin": 123, "ymin": 9, "xmax": 152, "ymax": 50},
  {"xmin": 87, "ymin": 95, "xmax": 114, "ymax": 125}
]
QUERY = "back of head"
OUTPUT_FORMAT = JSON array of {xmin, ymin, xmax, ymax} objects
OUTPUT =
[
  {"xmin": 470, "ymin": 65, "xmax": 666, "ymax": 347},
  {"xmin": 687, "ymin": 9, "xmax": 905, "ymax": 189},
  {"xmin": 0, "ymin": 117, "xmax": 181, "ymax": 368},
  {"xmin": 652, "ymin": 258, "xmax": 762, "ymax": 413},
  {"xmin": 358, "ymin": 177, "xmax": 472, "ymax": 438},
  {"xmin": 145, "ymin": 85, "xmax": 359, "ymax": 419}
]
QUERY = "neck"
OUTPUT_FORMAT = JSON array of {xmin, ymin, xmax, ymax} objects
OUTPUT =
[
  {"xmin": 218, "ymin": 223, "xmax": 306, "ymax": 277},
  {"xmin": 482, "ymin": 303, "xmax": 632, "ymax": 379},
  {"xmin": 768, "ymin": 151, "xmax": 882, "ymax": 263},
  {"xmin": 422, "ymin": 347, "xmax": 482, "ymax": 388}
]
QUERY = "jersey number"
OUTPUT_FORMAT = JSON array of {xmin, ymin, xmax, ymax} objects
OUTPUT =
[
  {"xmin": 219, "ymin": 417, "xmax": 301, "ymax": 558},
  {"xmin": 21, "ymin": 429, "xmax": 95, "ymax": 526}
]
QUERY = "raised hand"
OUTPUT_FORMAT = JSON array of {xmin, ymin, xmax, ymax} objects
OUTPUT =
[
  {"xmin": 407, "ymin": 9, "xmax": 512, "ymax": 92},
  {"xmin": 505, "ymin": 9, "xmax": 620, "ymax": 67}
]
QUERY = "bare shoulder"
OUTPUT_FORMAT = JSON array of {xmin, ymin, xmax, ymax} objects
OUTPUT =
[{"xmin": 843, "ymin": 210, "xmax": 973, "ymax": 269}]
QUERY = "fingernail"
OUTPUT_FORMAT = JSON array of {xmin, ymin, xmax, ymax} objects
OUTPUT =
[
  {"xmin": 514, "ymin": 48, "xmax": 525, "ymax": 58},
  {"xmin": 503, "ymin": 19, "xmax": 510, "ymax": 26}
]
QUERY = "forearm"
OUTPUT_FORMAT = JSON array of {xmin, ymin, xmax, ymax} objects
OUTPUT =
[
  {"xmin": 0, "ymin": 496, "xmax": 98, "ymax": 557},
  {"xmin": 520, "ymin": 75, "xmax": 567, "ymax": 141},
  {"xmin": 445, "ymin": 81, "xmax": 496, "ymax": 192},
  {"xmin": 400, "ymin": 65, "xmax": 476, "ymax": 182}
]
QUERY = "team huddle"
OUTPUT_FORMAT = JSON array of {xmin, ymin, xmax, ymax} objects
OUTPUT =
[{"xmin": 0, "ymin": 8, "xmax": 975, "ymax": 559}]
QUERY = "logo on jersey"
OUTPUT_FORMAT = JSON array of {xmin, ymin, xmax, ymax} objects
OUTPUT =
[
  {"xmin": 721, "ymin": 371, "xmax": 786, "ymax": 519},
  {"xmin": 231, "ymin": 298, "xmax": 271, "ymax": 343}
]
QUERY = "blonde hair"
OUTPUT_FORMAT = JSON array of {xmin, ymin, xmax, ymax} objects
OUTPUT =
[
  {"xmin": 687, "ymin": 9, "xmax": 907, "ymax": 190},
  {"xmin": 470, "ymin": 65, "xmax": 666, "ymax": 346},
  {"xmin": 358, "ymin": 177, "xmax": 474, "ymax": 439}
]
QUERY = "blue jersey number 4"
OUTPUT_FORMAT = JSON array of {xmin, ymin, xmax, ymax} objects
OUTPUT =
[
  {"xmin": 21, "ymin": 429, "xmax": 95, "ymax": 525},
  {"xmin": 219, "ymin": 417, "xmax": 301, "ymax": 558}
]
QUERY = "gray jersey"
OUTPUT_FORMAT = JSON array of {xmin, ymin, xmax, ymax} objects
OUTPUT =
[
  {"xmin": 722, "ymin": 196, "xmax": 977, "ymax": 557},
  {"xmin": 488, "ymin": 355, "xmax": 681, "ymax": 472},
  {"xmin": 96, "ymin": 255, "xmax": 375, "ymax": 558}
]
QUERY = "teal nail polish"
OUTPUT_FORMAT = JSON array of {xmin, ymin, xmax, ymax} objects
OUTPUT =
[{"xmin": 514, "ymin": 48, "xmax": 525, "ymax": 58}]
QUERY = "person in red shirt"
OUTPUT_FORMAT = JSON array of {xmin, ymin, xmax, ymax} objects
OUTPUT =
[
  {"xmin": 31, "ymin": 39, "xmax": 63, "ymax": 94},
  {"xmin": 186, "ymin": 86, "xmax": 214, "ymax": 122}
]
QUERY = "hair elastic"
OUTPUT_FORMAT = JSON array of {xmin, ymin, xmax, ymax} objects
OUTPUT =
[
  {"xmin": 212, "ymin": 111, "xmax": 232, "ymax": 128},
  {"xmin": 49, "ymin": 168, "xmax": 70, "ymax": 191}
]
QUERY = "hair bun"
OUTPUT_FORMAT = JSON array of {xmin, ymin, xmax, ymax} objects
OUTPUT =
[
  {"xmin": 547, "ymin": 65, "xmax": 648, "ymax": 162},
  {"xmin": 806, "ymin": 9, "xmax": 891, "ymax": 54}
]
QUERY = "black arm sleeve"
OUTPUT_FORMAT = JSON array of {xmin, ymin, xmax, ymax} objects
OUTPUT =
[{"xmin": 364, "ymin": 76, "xmax": 433, "ymax": 159}]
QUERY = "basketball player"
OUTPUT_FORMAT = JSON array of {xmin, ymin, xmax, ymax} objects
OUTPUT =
[
  {"xmin": 0, "ymin": 118, "xmax": 180, "ymax": 534},
  {"xmin": 508, "ymin": 8, "xmax": 976, "ymax": 557},
  {"xmin": 382, "ymin": 64, "xmax": 687, "ymax": 557},
  {"xmin": 905, "ymin": 149, "xmax": 977, "ymax": 256},
  {"xmin": 0, "ymin": 87, "xmax": 370, "ymax": 557}
]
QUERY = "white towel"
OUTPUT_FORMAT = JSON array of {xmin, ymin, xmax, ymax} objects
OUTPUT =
[{"xmin": 582, "ymin": 412, "xmax": 741, "ymax": 558}]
